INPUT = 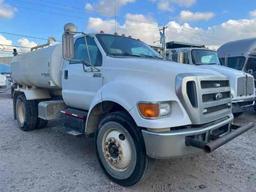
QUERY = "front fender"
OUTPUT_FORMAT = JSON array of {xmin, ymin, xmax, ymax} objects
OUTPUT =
[{"xmin": 86, "ymin": 79, "xmax": 191, "ymax": 131}]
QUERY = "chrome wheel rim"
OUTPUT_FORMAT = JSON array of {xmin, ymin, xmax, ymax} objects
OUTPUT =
[
  {"xmin": 102, "ymin": 129, "xmax": 133, "ymax": 171},
  {"xmin": 97, "ymin": 122, "xmax": 137, "ymax": 180}
]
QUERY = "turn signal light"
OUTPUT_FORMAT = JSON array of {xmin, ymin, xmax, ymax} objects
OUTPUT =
[{"xmin": 138, "ymin": 103, "xmax": 160, "ymax": 118}]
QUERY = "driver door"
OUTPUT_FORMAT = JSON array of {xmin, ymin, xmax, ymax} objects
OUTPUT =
[{"xmin": 62, "ymin": 36, "xmax": 103, "ymax": 110}]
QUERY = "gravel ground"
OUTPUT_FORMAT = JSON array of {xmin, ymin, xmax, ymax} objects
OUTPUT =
[{"xmin": 0, "ymin": 92, "xmax": 256, "ymax": 192}]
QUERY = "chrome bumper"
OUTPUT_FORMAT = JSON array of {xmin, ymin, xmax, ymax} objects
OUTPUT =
[
  {"xmin": 142, "ymin": 115, "xmax": 233, "ymax": 159},
  {"xmin": 232, "ymin": 97, "xmax": 255, "ymax": 113}
]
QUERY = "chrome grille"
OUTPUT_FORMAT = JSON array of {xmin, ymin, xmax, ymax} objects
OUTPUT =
[
  {"xmin": 237, "ymin": 77, "xmax": 246, "ymax": 97},
  {"xmin": 246, "ymin": 75, "xmax": 254, "ymax": 96},
  {"xmin": 237, "ymin": 75, "xmax": 254, "ymax": 96},
  {"xmin": 200, "ymin": 80, "xmax": 231, "ymax": 117},
  {"xmin": 176, "ymin": 75, "xmax": 232, "ymax": 125}
]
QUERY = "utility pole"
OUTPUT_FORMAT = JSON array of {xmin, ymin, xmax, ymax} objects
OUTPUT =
[{"xmin": 159, "ymin": 26, "xmax": 168, "ymax": 59}]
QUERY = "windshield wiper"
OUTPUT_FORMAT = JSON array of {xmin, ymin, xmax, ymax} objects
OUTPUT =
[
  {"xmin": 109, "ymin": 53, "xmax": 141, "ymax": 57},
  {"xmin": 109, "ymin": 52, "xmax": 162, "ymax": 59},
  {"xmin": 138, "ymin": 54, "xmax": 162, "ymax": 60}
]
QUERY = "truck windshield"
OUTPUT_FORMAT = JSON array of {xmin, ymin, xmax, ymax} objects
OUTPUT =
[
  {"xmin": 192, "ymin": 49, "xmax": 220, "ymax": 65},
  {"xmin": 96, "ymin": 34, "xmax": 162, "ymax": 59},
  {"xmin": 226, "ymin": 56, "xmax": 246, "ymax": 70}
]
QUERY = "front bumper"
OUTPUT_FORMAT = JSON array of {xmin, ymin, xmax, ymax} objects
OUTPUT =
[
  {"xmin": 142, "ymin": 115, "xmax": 234, "ymax": 159},
  {"xmin": 232, "ymin": 97, "xmax": 255, "ymax": 113}
]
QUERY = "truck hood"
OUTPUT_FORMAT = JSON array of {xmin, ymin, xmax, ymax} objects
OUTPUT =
[
  {"xmin": 198, "ymin": 65, "xmax": 246, "ymax": 79},
  {"xmin": 107, "ymin": 57, "xmax": 225, "ymax": 78}
]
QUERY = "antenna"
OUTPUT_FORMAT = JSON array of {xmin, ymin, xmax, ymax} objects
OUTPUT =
[{"xmin": 159, "ymin": 25, "xmax": 168, "ymax": 59}]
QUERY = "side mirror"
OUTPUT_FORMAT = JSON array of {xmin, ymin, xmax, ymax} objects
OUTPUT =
[{"xmin": 62, "ymin": 23, "xmax": 77, "ymax": 60}]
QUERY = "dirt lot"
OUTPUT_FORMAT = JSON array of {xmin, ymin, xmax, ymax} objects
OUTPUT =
[{"xmin": 0, "ymin": 92, "xmax": 256, "ymax": 192}]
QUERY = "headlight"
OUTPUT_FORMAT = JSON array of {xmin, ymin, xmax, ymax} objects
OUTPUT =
[{"xmin": 137, "ymin": 102, "xmax": 171, "ymax": 119}]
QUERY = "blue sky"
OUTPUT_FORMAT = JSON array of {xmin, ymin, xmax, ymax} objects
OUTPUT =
[{"xmin": 1, "ymin": 0, "xmax": 256, "ymax": 56}]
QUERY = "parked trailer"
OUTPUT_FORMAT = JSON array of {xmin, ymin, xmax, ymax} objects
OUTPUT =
[
  {"xmin": 11, "ymin": 23, "xmax": 255, "ymax": 186},
  {"xmin": 165, "ymin": 41, "xmax": 255, "ymax": 116}
]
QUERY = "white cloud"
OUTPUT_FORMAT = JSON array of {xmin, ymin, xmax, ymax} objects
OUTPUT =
[
  {"xmin": 157, "ymin": 1, "xmax": 171, "ymax": 12},
  {"xmin": 179, "ymin": 10, "xmax": 215, "ymax": 22},
  {"xmin": 87, "ymin": 0, "xmax": 136, "ymax": 17},
  {"xmin": 0, "ymin": 0, "xmax": 17, "ymax": 19},
  {"xmin": 0, "ymin": 34, "xmax": 13, "ymax": 56},
  {"xmin": 18, "ymin": 38, "xmax": 37, "ymax": 52},
  {"xmin": 0, "ymin": 34, "xmax": 37, "ymax": 56},
  {"xmin": 85, "ymin": 3, "xmax": 94, "ymax": 11},
  {"xmin": 250, "ymin": 9, "xmax": 256, "ymax": 17},
  {"xmin": 87, "ymin": 14, "xmax": 256, "ymax": 48},
  {"xmin": 152, "ymin": 0, "xmax": 196, "ymax": 12},
  {"xmin": 87, "ymin": 14, "xmax": 160, "ymax": 44}
]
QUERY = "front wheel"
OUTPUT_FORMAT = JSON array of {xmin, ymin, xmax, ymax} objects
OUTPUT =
[{"xmin": 95, "ymin": 112, "xmax": 148, "ymax": 186}]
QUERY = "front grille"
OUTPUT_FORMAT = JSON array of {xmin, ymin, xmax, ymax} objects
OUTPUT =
[
  {"xmin": 200, "ymin": 80, "xmax": 231, "ymax": 116},
  {"xmin": 203, "ymin": 104, "xmax": 231, "ymax": 114},
  {"xmin": 237, "ymin": 75, "xmax": 254, "ymax": 96},
  {"xmin": 176, "ymin": 75, "xmax": 232, "ymax": 125},
  {"xmin": 246, "ymin": 76, "xmax": 254, "ymax": 96},
  {"xmin": 202, "ymin": 91, "xmax": 230, "ymax": 102},
  {"xmin": 237, "ymin": 77, "xmax": 246, "ymax": 96},
  {"xmin": 201, "ymin": 80, "xmax": 229, "ymax": 89}
]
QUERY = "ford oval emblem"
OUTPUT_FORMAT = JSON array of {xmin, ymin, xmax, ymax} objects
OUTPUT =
[{"xmin": 215, "ymin": 92, "xmax": 223, "ymax": 100}]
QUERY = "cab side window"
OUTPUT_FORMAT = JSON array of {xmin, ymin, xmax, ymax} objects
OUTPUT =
[
  {"xmin": 73, "ymin": 36, "xmax": 102, "ymax": 66},
  {"xmin": 227, "ymin": 56, "xmax": 245, "ymax": 70}
]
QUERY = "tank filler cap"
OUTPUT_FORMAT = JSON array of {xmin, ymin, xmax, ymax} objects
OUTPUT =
[{"xmin": 64, "ymin": 23, "xmax": 77, "ymax": 34}]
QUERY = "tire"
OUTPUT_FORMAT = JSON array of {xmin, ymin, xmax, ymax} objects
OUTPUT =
[
  {"xmin": 95, "ymin": 111, "xmax": 148, "ymax": 186},
  {"xmin": 15, "ymin": 94, "xmax": 38, "ymax": 131}
]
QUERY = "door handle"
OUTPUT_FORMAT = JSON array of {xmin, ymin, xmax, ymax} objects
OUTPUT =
[
  {"xmin": 93, "ymin": 73, "xmax": 102, "ymax": 78},
  {"xmin": 64, "ymin": 70, "xmax": 68, "ymax": 79}
]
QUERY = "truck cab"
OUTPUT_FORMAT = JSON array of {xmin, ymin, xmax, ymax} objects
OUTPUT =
[
  {"xmin": 166, "ymin": 42, "xmax": 255, "ymax": 115},
  {"xmin": 218, "ymin": 38, "xmax": 256, "ymax": 88},
  {"xmin": 10, "ymin": 24, "xmax": 255, "ymax": 186}
]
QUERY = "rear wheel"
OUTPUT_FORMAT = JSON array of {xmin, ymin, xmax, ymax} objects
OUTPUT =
[
  {"xmin": 15, "ymin": 94, "xmax": 38, "ymax": 131},
  {"xmin": 95, "ymin": 112, "xmax": 149, "ymax": 186}
]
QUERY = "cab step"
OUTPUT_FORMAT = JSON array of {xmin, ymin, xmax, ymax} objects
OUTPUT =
[{"xmin": 61, "ymin": 108, "xmax": 88, "ymax": 136}]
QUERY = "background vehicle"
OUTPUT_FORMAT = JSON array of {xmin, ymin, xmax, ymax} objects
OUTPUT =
[
  {"xmin": 10, "ymin": 23, "xmax": 254, "ymax": 186},
  {"xmin": 218, "ymin": 38, "xmax": 256, "ymax": 88},
  {"xmin": 0, "ymin": 64, "xmax": 12, "ymax": 92},
  {"xmin": 166, "ymin": 41, "xmax": 255, "ymax": 116}
]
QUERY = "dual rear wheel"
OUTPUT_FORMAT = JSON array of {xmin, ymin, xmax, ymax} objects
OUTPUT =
[{"xmin": 15, "ymin": 94, "xmax": 48, "ymax": 131}]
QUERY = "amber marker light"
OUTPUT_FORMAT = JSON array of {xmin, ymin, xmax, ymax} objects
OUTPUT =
[{"xmin": 138, "ymin": 103, "xmax": 160, "ymax": 118}]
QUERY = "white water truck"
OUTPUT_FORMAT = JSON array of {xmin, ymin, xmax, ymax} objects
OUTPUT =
[{"xmin": 10, "ymin": 23, "xmax": 255, "ymax": 186}]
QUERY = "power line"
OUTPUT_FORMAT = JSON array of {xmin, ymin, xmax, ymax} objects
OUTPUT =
[
  {"xmin": 9, "ymin": 0, "xmax": 87, "ymax": 20},
  {"xmin": 0, "ymin": 31, "xmax": 49, "ymax": 41},
  {"xmin": 20, "ymin": 0, "xmax": 86, "ymax": 13},
  {"xmin": 0, "ymin": 43, "xmax": 32, "ymax": 49}
]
